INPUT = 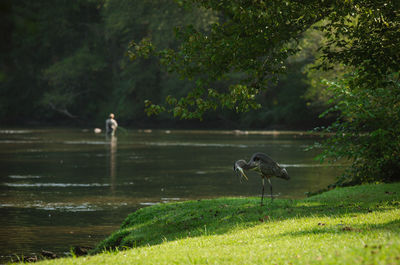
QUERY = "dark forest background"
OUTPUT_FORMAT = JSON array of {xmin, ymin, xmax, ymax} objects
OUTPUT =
[{"xmin": 1, "ymin": 0, "xmax": 333, "ymax": 129}]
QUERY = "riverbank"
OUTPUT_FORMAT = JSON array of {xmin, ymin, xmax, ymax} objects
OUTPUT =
[{"xmin": 15, "ymin": 183, "xmax": 400, "ymax": 264}]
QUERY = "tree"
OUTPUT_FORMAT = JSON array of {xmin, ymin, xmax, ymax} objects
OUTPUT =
[
  {"xmin": 131, "ymin": 0, "xmax": 400, "ymax": 183},
  {"xmin": 0, "ymin": 0, "xmax": 219, "ymax": 125},
  {"xmin": 131, "ymin": 0, "xmax": 331, "ymax": 118},
  {"xmin": 312, "ymin": 1, "xmax": 400, "ymax": 184},
  {"xmin": 101, "ymin": 0, "xmax": 218, "ymax": 123},
  {"xmin": 0, "ymin": 0, "xmax": 106, "ymax": 123},
  {"xmin": 315, "ymin": 74, "xmax": 400, "ymax": 184}
]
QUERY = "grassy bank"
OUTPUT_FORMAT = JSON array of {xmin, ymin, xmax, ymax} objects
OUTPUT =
[{"xmin": 25, "ymin": 183, "xmax": 400, "ymax": 264}]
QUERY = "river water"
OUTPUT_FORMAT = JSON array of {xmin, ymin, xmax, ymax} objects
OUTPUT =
[{"xmin": 0, "ymin": 128, "xmax": 343, "ymax": 261}]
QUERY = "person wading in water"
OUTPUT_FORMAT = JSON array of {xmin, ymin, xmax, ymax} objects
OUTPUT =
[{"xmin": 105, "ymin": 113, "xmax": 118, "ymax": 136}]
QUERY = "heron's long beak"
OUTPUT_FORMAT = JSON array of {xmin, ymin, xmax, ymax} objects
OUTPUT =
[{"xmin": 238, "ymin": 167, "xmax": 249, "ymax": 180}]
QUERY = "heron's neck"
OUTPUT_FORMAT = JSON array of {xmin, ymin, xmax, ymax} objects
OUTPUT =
[{"xmin": 242, "ymin": 160, "xmax": 257, "ymax": 170}]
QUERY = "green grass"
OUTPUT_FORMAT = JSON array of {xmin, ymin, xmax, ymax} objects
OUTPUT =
[{"xmin": 22, "ymin": 183, "xmax": 400, "ymax": 264}]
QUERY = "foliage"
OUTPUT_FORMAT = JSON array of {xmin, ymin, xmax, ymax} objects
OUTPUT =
[
  {"xmin": 136, "ymin": 0, "xmax": 400, "ymax": 119},
  {"xmin": 129, "ymin": 0, "xmax": 400, "ymax": 184},
  {"xmin": 30, "ymin": 183, "xmax": 400, "ymax": 265},
  {"xmin": 300, "ymin": 26, "xmax": 347, "ymax": 114},
  {"xmin": 100, "ymin": 0, "xmax": 216, "ymax": 123},
  {"xmin": 132, "ymin": 0, "xmax": 400, "ymax": 121},
  {"xmin": 131, "ymin": 0, "xmax": 328, "ymax": 119},
  {"xmin": 316, "ymin": 0, "xmax": 400, "ymax": 82},
  {"xmin": 2, "ymin": 0, "xmax": 398, "ymax": 138},
  {"xmin": 312, "ymin": 0, "xmax": 400, "ymax": 184},
  {"xmin": 315, "ymin": 74, "xmax": 400, "ymax": 184},
  {"xmin": 0, "ymin": 0, "xmax": 107, "ymax": 123},
  {"xmin": 1, "ymin": 0, "xmax": 326, "ymax": 128},
  {"xmin": 42, "ymin": 46, "xmax": 107, "ymax": 119}
]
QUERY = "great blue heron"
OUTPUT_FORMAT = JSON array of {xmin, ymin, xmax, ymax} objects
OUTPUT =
[{"xmin": 233, "ymin": 152, "xmax": 290, "ymax": 205}]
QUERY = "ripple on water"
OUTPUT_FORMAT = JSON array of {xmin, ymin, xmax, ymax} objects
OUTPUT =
[
  {"xmin": 0, "ymin": 130, "xmax": 33, "ymax": 134},
  {"xmin": 139, "ymin": 202, "xmax": 159, "ymax": 206},
  {"xmin": 0, "ymin": 140, "xmax": 37, "ymax": 144},
  {"xmin": 161, "ymin": 198, "xmax": 181, "ymax": 202},
  {"xmin": 8, "ymin": 175, "xmax": 41, "ymax": 179},
  {"xmin": 280, "ymin": 164, "xmax": 345, "ymax": 168},
  {"xmin": 144, "ymin": 142, "xmax": 248, "ymax": 148},
  {"xmin": 0, "ymin": 201, "xmax": 132, "ymax": 211},
  {"xmin": 63, "ymin": 140, "xmax": 109, "ymax": 145},
  {"xmin": 0, "ymin": 202, "xmax": 99, "ymax": 211},
  {"xmin": 3, "ymin": 183, "xmax": 110, "ymax": 187}
]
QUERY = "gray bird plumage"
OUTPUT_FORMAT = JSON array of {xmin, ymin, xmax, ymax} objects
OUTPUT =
[{"xmin": 233, "ymin": 152, "xmax": 290, "ymax": 205}]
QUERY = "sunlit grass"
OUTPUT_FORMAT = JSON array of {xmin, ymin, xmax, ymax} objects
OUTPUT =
[{"xmin": 21, "ymin": 183, "xmax": 400, "ymax": 264}]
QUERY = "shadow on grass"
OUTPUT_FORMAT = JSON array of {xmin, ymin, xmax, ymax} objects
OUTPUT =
[
  {"xmin": 279, "ymin": 218, "xmax": 400, "ymax": 239},
  {"xmin": 92, "ymin": 183, "xmax": 400, "ymax": 254}
]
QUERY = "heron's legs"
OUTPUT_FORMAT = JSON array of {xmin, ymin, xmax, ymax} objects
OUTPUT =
[
  {"xmin": 268, "ymin": 178, "xmax": 273, "ymax": 202},
  {"xmin": 261, "ymin": 178, "xmax": 265, "ymax": 206}
]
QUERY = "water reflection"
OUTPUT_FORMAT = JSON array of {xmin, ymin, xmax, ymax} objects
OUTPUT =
[
  {"xmin": 106, "ymin": 135, "xmax": 117, "ymax": 194},
  {"xmin": 4, "ymin": 183, "xmax": 110, "ymax": 187}
]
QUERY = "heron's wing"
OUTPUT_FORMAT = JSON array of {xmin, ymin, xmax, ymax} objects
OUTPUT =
[
  {"xmin": 261, "ymin": 162, "xmax": 289, "ymax": 179},
  {"xmin": 250, "ymin": 153, "xmax": 275, "ymax": 164},
  {"xmin": 250, "ymin": 153, "xmax": 288, "ymax": 177}
]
